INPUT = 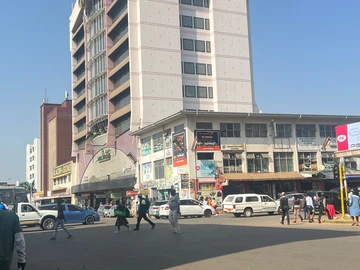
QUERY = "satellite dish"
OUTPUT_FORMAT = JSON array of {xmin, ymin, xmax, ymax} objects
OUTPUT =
[{"xmin": 78, "ymin": 0, "xmax": 85, "ymax": 8}]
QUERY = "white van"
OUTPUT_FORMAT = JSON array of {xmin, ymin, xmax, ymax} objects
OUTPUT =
[{"xmin": 222, "ymin": 193, "xmax": 279, "ymax": 217}]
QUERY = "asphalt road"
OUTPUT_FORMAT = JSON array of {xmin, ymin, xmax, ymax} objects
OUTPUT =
[{"xmin": 12, "ymin": 214, "xmax": 360, "ymax": 270}]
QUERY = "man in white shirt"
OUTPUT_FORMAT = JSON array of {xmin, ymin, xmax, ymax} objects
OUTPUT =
[{"xmin": 305, "ymin": 194, "xmax": 315, "ymax": 223}]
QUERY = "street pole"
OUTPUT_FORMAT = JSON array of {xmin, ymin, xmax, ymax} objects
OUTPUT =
[
  {"xmin": 341, "ymin": 164, "xmax": 348, "ymax": 201},
  {"xmin": 339, "ymin": 165, "xmax": 345, "ymax": 219}
]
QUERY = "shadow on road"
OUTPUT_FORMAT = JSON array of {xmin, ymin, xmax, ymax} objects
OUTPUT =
[{"xmin": 18, "ymin": 222, "xmax": 359, "ymax": 270}]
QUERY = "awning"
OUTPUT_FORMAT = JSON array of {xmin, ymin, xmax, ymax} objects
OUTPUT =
[{"xmin": 222, "ymin": 172, "xmax": 306, "ymax": 182}]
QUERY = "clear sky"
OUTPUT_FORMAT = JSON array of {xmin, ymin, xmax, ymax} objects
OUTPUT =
[{"xmin": 0, "ymin": 0, "xmax": 359, "ymax": 183}]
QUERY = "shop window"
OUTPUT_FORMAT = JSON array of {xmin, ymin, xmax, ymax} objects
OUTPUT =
[
  {"xmin": 319, "ymin": 125, "xmax": 336, "ymax": 138},
  {"xmin": 321, "ymin": 152, "xmax": 336, "ymax": 170},
  {"xmin": 153, "ymin": 132, "xmax": 163, "ymax": 152},
  {"xmin": 220, "ymin": 123, "xmax": 241, "ymax": 138},
  {"xmin": 247, "ymin": 153, "xmax": 269, "ymax": 173},
  {"xmin": 154, "ymin": 160, "xmax": 164, "ymax": 179},
  {"xmin": 274, "ymin": 152, "xmax": 294, "ymax": 172},
  {"xmin": 223, "ymin": 153, "xmax": 242, "ymax": 173},
  {"xmin": 245, "ymin": 124, "xmax": 267, "ymax": 138},
  {"xmin": 298, "ymin": 152, "xmax": 317, "ymax": 172},
  {"xmin": 276, "ymin": 124, "xmax": 292, "ymax": 138},
  {"xmin": 296, "ymin": 124, "xmax": 316, "ymax": 137}
]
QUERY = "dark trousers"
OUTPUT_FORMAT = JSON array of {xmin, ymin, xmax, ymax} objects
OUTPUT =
[
  {"xmin": 281, "ymin": 209, "xmax": 290, "ymax": 224},
  {"xmin": 136, "ymin": 212, "xmax": 154, "ymax": 229},
  {"xmin": 318, "ymin": 205, "xmax": 330, "ymax": 222}
]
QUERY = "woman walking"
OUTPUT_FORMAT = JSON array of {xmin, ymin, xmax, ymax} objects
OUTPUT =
[
  {"xmin": 349, "ymin": 190, "xmax": 360, "ymax": 226},
  {"xmin": 293, "ymin": 196, "xmax": 303, "ymax": 223},
  {"xmin": 326, "ymin": 195, "xmax": 336, "ymax": 220},
  {"xmin": 114, "ymin": 199, "xmax": 131, "ymax": 233}
]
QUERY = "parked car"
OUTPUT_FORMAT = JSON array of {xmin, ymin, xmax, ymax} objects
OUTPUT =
[
  {"xmin": 223, "ymin": 193, "xmax": 279, "ymax": 217},
  {"xmin": 38, "ymin": 203, "xmax": 100, "ymax": 225},
  {"xmin": 275, "ymin": 193, "xmax": 305, "ymax": 213},
  {"xmin": 149, "ymin": 200, "xmax": 169, "ymax": 219},
  {"xmin": 159, "ymin": 199, "xmax": 215, "ymax": 218},
  {"xmin": 97, "ymin": 205, "xmax": 112, "ymax": 217}
]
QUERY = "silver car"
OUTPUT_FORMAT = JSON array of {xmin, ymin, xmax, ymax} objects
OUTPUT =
[
  {"xmin": 149, "ymin": 200, "xmax": 169, "ymax": 219},
  {"xmin": 97, "ymin": 205, "xmax": 112, "ymax": 217}
]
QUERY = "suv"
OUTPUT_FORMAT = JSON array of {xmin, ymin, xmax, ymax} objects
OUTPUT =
[{"xmin": 223, "ymin": 194, "xmax": 279, "ymax": 217}]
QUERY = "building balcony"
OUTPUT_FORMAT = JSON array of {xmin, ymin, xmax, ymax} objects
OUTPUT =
[
  {"xmin": 110, "ymin": 104, "xmax": 131, "ymax": 123},
  {"xmin": 74, "ymin": 129, "xmax": 87, "ymax": 142},
  {"xmin": 73, "ymin": 93, "xmax": 86, "ymax": 107},
  {"xmin": 109, "ymin": 56, "xmax": 129, "ymax": 78},
  {"xmin": 74, "ymin": 111, "xmax": 86, "ymax": 124},
  {"xmin": 108, "ymin": 8, "xmax": 128, "ymax": 34},
  {"xmin": 72, "ymin": 40, "xmax": 85, "ymax": 56},
  {"xmin": 73, "ymin": 73, "xmax": 85, "ymax": 88},
  {"xmin": 73, "ymin": 58, "xmax": 85, "ymax": 73},
  {"xmin": 109, "ymin": 80, "xmax": 130, "ymax": 100},
  {"xmin": 108, "ymin": 33, "xmax": 128, "ymax": 57}
]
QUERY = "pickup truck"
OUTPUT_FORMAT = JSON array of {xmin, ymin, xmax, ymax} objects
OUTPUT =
[{"xmin": 13, "ymin": 203, "xmax": 57, "ymax": 230}]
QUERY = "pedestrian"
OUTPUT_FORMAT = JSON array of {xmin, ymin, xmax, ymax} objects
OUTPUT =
[
  {"xmin": 293, "ymin": 196, "xmax": 303, "ymax": 223},
  {"xmin": 300, "ymin": 196, "xmax": 307, "ymax": 220},
  {"xmin": 134, "ymin": 194, "xmax": 155, "ymax": 231},
  {"xmin": 0, "ymin": 203, "xmax": 26, "ymax": 270},
  {"xmin": 280, "ymin": 192, "xmax": 290, "ymax": 225},
  {"xmin": 168, "ymin": 189, "xmax": 181, "ymax": 234},
  {"xmin": 212, "ymin": 198, "xmax": 219, "ymax": 215},
  {"xmin": 0, "ymin": 201, "xmax": 9, "ymax": 210},
  {"xmin": 203, "ymin": 197, "xmax": 208, "ymax": 206},
  {"xmin": 349, "ymin": 189, "xmax": 360, "ymax": 226},
  {"xmin": 51, "ymin": 200, "xmax": 72, "ymax": 240},
  {"xmin": 114, "ymin": 199, "xmax": 131, "ymax": 233},
  {"xmin": 317, "ymin": 193, "xmax": 331, "ymax": 223},
  {"xmin": 305, "ymin": 193, "xmax": 315, "ymax": 223},
  {"xmin": 326, "ymin": 195, "xmax": 336, "ymax": 220}
]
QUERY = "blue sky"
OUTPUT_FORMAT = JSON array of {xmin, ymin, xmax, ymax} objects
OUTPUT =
[{"xmin": 0, "ymin": 0, "xmax": 359, "ymax": 182}]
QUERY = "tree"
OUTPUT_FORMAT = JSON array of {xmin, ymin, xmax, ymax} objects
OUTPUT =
[{"xmin": 19, "ymin": 181, "xmax": 37, "ymax": 194}]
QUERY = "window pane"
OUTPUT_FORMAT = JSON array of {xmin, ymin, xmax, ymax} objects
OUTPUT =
[
  {"xmin": 181, "ymin": 0, "xmax": 191, "ymax": 5},
  {"xmin": 195, "ymin": 40, "xmax": 205, "ymax": 52},
  {"xmin": 183, "ymin": 39, "xmax": 194, "ymax": 51},
  {"xmin": 194, "ymin": 17, "xmax": 204, "ymax": 29},
  {"xmin": 207, "ymin": 64, "xmax": 212, "ymax": 75},
  {"xmin": 208, "ymin": 87, "xmax": 213, "ymax": 98},
  {"xmin": 204, "ymin": 0, "xmax": 210, "ymax": 8},
  {"xmin": 185, "ymin": 85, "xmax": 196, "ymax": 97},
  {"xmin": 193, "ymin": 0, "xmax": 203, "ymax": 7},
  {"xmin": 206, "ymin": 41, "xmax": 211, "ymax": 53},
  {"xmin": 205, "ymin": 19, "xmax": 210, "ymax": 30},
  {"xmin": 182, "ymin": 16, "xmax": 193, "ymax": 28},
  {"xmin": 197, "ymin": 86, "xmax": 207, "ymax": 98},
  {"xmin": 184, "ymin": 62, "xmax": 195, "ymax": 74},
  {"xmin": 196, "ymin": 63, "xmax": 206, "ymax": 75}
]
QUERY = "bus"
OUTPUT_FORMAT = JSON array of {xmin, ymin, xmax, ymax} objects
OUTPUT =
[{"xmin": 0, "ymin": 186, "xmax": 28, "ymax": 207}]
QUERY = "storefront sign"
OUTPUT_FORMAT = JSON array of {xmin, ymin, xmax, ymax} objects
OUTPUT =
[
  {"xmin": 126, "ymin": 190, "xmax": 139, "ymax": 197},
  {"xmin": 221, "ymin": 144, "xmax": 244, "ymax": 151},
  {"xmin": 53, "ymin": 162, "xmax": 72, "ymax": 179},
  {"xmin": 173, "ymin": 131, "xmax": 187, "ymax": 167},
  {"xmin": 196, "ymin": 160, "xmax": 215, "ymax": 178},
  {"xmin": 297, "ymin": 137, "xmax": 317, "ymax": 150},
  {"xmin": 336, "ymin": 122, "xmax": 360, "ymax": 151},
  {"xmin": 195, "ymin": 130, "xmax": 221, "ymax": 151},
  {"xmin": 199, "ymin": 183, "xmax": 215, "ymax": 191},
  {"xmin": 181, "ymin": 174, "xmax": 189, "ymax": 189},
  {"xmin": 140, "ymin": 190, "xmax": 150, "ymax": 196},
  {"xmin": 142, "ymin": 163, "xmax": 152, "ymax": 181},
  {"xmin": 97, "ymin": 149, "xmax": 111, "ymax": 163},
  {"xmin": 141, "ymin": 136, "xmax": 152, "ymax": 156}
]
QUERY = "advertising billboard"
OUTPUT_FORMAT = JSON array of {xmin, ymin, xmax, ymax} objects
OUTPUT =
[
  {"xmin": 196, "ymin": 160, "xmax": 215, "ymax": 178},
  {"xmin": 336, "ymin": 122, "xmax": 360, "ymax": 151},
  {"xmin": 195, "ymin": 130, "xmax": 221, "ymax": 151},
  {"xmin": 173, "ymin": 131, "xmax": 187, "ymax": 167}
]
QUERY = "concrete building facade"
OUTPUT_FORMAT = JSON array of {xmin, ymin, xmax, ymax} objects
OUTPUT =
[
  {"xmin": 131, "ymin": 111, "xmax": 360, "ymax": 202},
  {"xmin": 26, "ymin": 138, "xmax": 41, "ymax": 192}
]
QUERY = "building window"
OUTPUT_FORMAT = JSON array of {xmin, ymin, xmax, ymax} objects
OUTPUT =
[
  {"xmin": 154, "ymin": 160, "xmax": 164, "ymax": 179},
  {"xmin": 205, "ymin": 19, "xmax": 210, "ymax": 30},
  {"xmin": 208, "ymin": 87, "xmax": 213, "ymax": 98},
  {"xmin": 274, "ymin": 153, "xmax": 294, "ymax": 172},
  {"xmin": 247, "ymin": 153, "xmax": 269, "ymax": 173},
  {"xmin": 319, "ymin": 125, "xmax": 336, "ymax": 138},
  {"xmin": 174, "ymin": 124, "xmax": 184, "ymax": 133},
  {"xmin": 204, "ymin": 0, "xmax": 210, "ymax": 7},
  {"xmin": 182, "ymin": 15, "xmax": 193, "ymax": 28},
  {"xmin": 245, "ymin": 124, "xmax": 267, "ymax": 138},
  {"xmin": 196, "ymin": 63, "xmax": 206, "ymax": 75},
  {"xmin": 207, "ymin": 64, "xmax": 212, "ymax": 75},
  {"xmin": 223, "ymin": 153, "xmax": 242, "ymax": 173},
  {"xmin": 345, "ymin": 157, "xmax": 357, "ymax": 171},
  {"xmin": 321, "ymin": 152, "xmax": 336, "ymax": 170},
  {"xmin": 194, "ymin": 17, "xmax": 204, "ymax": 29},
  {"xmin": 276, "ymin": 124, "xmax": 292, "ymax": 138},
  {"xmin": 298, "ymin": 152, "xmax": 317, "ymax": 172},
  {"xmin": 196, "ymin": 122, "xmax": 213, "ymax": 129},
  {"xmin": 296, "ymin": 124, "xmax": 316, "ymax": 137},
  {"xmin": 141, "ymin": 136, "xmax": 151, "ymax": 156},
  {"xmin": 220, "ymin": 123, "xmax": 241, "ymax": 138},
  {"xmin": 153, "ymin": 132, "xmax": 163, "ymax": 152},
  {"xmin": 183, "ymin": 62, "xmax": 195, "ymax": 74},
  {"xmin": 206, "ymin": 41, "xmax": 211, "ymax": 53},
  {"xmin": 184, "ymin": 85, "xmax": 196, "ymax": 97},
  {"xmin": 193, "ymin": 0, "xmax": 203, "ymax": 7},
  {"xmin": 197, "ymin": 86, "xmax": 207, "ymax": 98},
  {"xmin": 195, "ymin": 40, "xmax": 205, "ymax": 52},
  {"xmin": 183, "ymin": 38, "xmax": 194, "ymax": 51},
  {"xmin": 181, "ymin": 0, "xmax": 191, "ymax": 5}
]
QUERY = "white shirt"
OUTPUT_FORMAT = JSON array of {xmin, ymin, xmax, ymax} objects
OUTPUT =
[
  {"xmin": 306, "ymin": 196, "xmax": 314, "ymax": 207},
  {"xmin": 203, "ymin": 200, "xmax": 208, "ymax": 206}
]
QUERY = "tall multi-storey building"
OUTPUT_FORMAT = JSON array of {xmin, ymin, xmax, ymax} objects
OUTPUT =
[
  {"xmin": 69, "ymin": 0, "xmax": 257, "ymax": 206},
  {"xmin": 26, "ymin": 138, "xmax": 41, "ymax": 192}
]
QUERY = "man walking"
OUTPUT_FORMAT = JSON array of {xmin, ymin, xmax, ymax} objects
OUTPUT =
[
  {"xmin": 305, "ymin": 193, "xmax": 315, "ymax": 223},
  {"xmin": 168, "ymin": 189, "xmax": 181, "ymax": 234},
  {"xmin": 51, "ymin": 200, "xmax": 72, "ymax": 240},
  {"xmin": 280, "ymin": 192, "xmax": 290, "ymax": 225},
  {"xmin": 318, "ymin": 193, "xmax": 330, "ymax": 223},
  {"xmin": 134, "ymin": 194, "xmax": 155, "ymax": 231},
  {"xmin": 0, "ymin": 204, "xmax": 26, "ymax": 270}
]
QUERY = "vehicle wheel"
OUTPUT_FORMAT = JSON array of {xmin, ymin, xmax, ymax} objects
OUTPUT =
[
  {"xmin": 234, "ymin": 213, "xmax": 241, "ymax": 218},
  {"xmin": 204, "ymin": 209, "xmax": 212, "ymax": 218},
  {"xmin": 42, "ymin": 218, "xmax": 55, "ymax": 230},
  {"xmin": 155, "ymin": 216, "xmax": 160, "ymax": 219},
  {"xmin": 268, "ymin": 212, "xmax": 275, "ymax": 215},
  {"xmin": 244, "ymin": 208, "xmax": 253, "ymax": 217},
  {"xmin": 85, "ymin": 216, "xmax": 95, "ymax": 225}
]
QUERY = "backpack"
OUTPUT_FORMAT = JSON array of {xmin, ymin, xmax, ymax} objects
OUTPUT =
[{"xmin": 144, "ymin": 198, "xmax": 151, "ymax": 211}]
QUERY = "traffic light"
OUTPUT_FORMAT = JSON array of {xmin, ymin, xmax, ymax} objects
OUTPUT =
[{"xmin": 333, "ymin": 164, "xmax": 340, "ymax": 181}]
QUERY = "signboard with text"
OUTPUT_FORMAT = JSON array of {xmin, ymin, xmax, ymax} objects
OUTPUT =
[
  {"xmin": 173, "ymin": 131, "xmax": 187, "ymax": 167},
  {"xmin": 196, "ymin": 160, "xmax": 215, "ymax": 178},
  {"xmin": 195, "ymin": 130, "xmax": 221, "ymax": 151},
  {"xmin": 336, "ymin": 122, "xmax": 360, "ymax": 151}
]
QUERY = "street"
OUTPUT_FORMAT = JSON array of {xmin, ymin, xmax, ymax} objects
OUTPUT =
[{"xmin": 13, "ymin": 214, "xmax": 360, "ymax": 270}]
